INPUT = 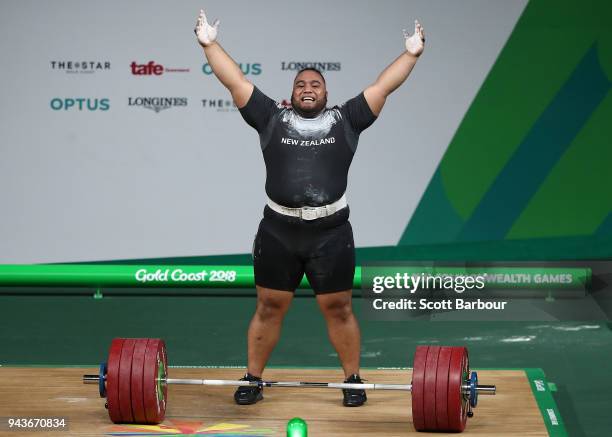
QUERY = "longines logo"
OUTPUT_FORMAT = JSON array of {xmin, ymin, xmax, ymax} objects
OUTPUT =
[
  {"xmin": 50, "ymin": 61, "xmax": 111, "ymax": 74},
  {"xmin": 201, "ymin": 98, "xmax": 237, "ymax": 112},
  {"xmin": 50, "ymin": 98, "xmax": 110, "ymax": 111},
  {"xmin": 131, "ymin": 61, "xmax": 190, "ymax": 75},
  {"xmin": 202, "ymin": 63, "xmax": 261, "ymax": 75},
  {"xmin": 281, "ymin": 62, "xmax": 341, "ymax": 72},
  {"xmin": 128, "ymin": 97, "xmax": 188, "ymax": 113}
]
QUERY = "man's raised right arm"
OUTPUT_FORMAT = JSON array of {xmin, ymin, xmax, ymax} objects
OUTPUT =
[{"xmin": 195, "ymin": 9, "xmax": 253, "ymax": 108}]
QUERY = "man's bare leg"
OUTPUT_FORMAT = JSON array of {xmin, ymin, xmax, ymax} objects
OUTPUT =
[
  {"xmin": 316, "ymin": 290, "xmax": 361, "ymax": 377},
  {"xmin": 247, "ymin": 286, "xmax": 294, "ymax": 377}
]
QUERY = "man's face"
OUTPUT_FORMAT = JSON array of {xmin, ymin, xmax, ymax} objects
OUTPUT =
[{"xmin": 291, "ymin": 70, "xmax": 327, "ymax": 116}]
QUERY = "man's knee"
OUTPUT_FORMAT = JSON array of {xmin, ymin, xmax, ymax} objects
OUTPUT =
[
  {"xmin": 320, "ymin": 295, "xmax": 353, "ymax": 322},
  {"xmin": 255, "ymin": 293, "xmax": 291, "ymax": 321}
]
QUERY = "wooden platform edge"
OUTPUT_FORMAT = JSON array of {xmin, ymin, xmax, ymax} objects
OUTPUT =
[{"xmin": 522, "ymin": 368, "xmax": 567, "ymax": 437}]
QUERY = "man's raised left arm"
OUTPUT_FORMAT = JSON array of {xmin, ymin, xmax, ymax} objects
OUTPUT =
[{"xmin": 363, "ymin": 20, "xmax": 425, "ymax": 116}]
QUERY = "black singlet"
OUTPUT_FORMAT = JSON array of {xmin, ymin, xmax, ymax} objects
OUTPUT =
[{"xmin": 239, "ymin": 87, "xmax": 377, "ymax": 208}]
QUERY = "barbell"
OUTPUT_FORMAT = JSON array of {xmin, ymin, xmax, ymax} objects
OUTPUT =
[{"xmin": 83, "ymin": 338, "xmax": 495, "ymax": 433}]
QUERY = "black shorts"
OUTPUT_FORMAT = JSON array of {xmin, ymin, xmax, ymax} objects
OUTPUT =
[{"xmin": 252, "ymin": 206, "xmax": 355, "ymax": 294}]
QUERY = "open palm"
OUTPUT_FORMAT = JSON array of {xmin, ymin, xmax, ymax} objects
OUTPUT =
[
  {"xmin": 195, "ymin": 9, "xmax": 219, "ymax": 47},
  {"xmin": 404, "ymin": 20, "xmax": 425, "ymax": 57}
]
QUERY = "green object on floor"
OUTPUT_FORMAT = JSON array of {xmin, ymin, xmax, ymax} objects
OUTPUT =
[{"xmin": 286, "ymin": 417, "xmax": 307, "ymax": 436}]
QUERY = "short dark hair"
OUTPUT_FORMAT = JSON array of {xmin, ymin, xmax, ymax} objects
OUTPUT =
[{"xmin": 294, "ymin": 67, "xmax": 326, "ymax": 84}]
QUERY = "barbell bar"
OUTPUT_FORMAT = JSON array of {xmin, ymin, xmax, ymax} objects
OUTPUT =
[{"xmin": 83, "ymin": 375, "xmax": 496, "ymax": 393}]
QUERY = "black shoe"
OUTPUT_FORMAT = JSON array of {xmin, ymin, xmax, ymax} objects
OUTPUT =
[
  {"xmin": 234, "ymin": 373, "xmax": 264, "ymax": 405},
  {"xmin": 342, "ymin": 374, "xmax": 367, "ymax": 407}
]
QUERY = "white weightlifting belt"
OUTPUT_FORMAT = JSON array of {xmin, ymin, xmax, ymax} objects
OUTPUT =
[{"xmin": 267, "ymin": 194, "xmax": 348, "ymax": 221}]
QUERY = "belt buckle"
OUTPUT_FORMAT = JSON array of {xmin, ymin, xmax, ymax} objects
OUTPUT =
[{"xmin": 301, "ymin": 207, "xmax": 319, "ymax": 221}]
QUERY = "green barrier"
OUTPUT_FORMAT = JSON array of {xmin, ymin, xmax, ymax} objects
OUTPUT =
[
  {"xmin": 0, "ymin": 264, "xmax": 340, "ymax": 289},
  {"xmin": 0, "ymin": 264, "xmax": 590, "ymax": 289},
  {"xmin": 0, "ymin": 265, "xmax": 257, "ymax": 288}
]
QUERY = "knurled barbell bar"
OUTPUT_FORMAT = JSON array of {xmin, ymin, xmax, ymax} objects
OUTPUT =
[{"xmin": 83, "ymin": 338, "xmax": 495, "ymax": 432}]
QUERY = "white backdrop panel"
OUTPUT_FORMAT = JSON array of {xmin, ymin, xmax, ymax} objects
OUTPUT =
[{"xmin": 0, "ymin": 0, "xmax": 527, "ymax": 262}]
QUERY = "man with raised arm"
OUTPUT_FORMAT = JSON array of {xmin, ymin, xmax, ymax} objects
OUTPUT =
[{"xmin": 194, "ymin": 8, "xmax": 425, "ymax": 407}]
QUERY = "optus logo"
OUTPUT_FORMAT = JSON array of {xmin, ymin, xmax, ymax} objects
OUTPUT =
[
  {"xmin": 202, "ymin": 63, "xmax": 261, "ymax": 75},
  {"xmin": 50, "ymin": 98, "xmax": 110, "ymax": 111}
]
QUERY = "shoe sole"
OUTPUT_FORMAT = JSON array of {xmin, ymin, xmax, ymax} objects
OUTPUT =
[
  {"xmin": 343, "ymin": 398, "xmax": 367, "ymax": 407},
  {"xmin": 235, "ymin": 393, "xmax": 263, "ymax": 405}
]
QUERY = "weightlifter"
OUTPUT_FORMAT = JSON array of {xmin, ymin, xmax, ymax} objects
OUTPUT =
[{"xmin": 194, "ymin": 8, "xmax": 425, "ymax": 406}]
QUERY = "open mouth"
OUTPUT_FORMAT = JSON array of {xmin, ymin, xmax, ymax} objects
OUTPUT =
[{"xmin": 301, "ymin": 96, "xmax": 315, "ymax": 102}]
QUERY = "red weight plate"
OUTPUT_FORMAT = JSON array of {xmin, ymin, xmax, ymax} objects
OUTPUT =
[
  {"xmin": 130, "ymin": 339, "xmax": 148, "ymax": 424},
  {"xmin": 143, "ymin": 339, "xmax": 168, "ymax": 424},
  {"xmin": 410, "ymin": 345, "xmax": 429, "ymax": 431},
  {"xmin": 118, "ymin": 338, "xmax": 136, "ymax": 423},
  {"xmin": 463, "ymin": 348, "xmax": 470, "ymax": 423},
  {"xmin": 461, "ymin": 349, "xmax": 470, "ymax": 429},
  {"xmin": 423, "ymin": 346, "xmax": 441, "ymax": 431},
  {"xmin": 435, "ymin": 346, "xmax": 452, "ymax": 431},
  {"xmin": 461, "ymin": 348, "xmax": 470, "ymax": 429},
  {"xmin": 447, "ymin": 347, "xmax": 469, "ymax": 432},
  {"xmin": 159, "ymin": 339, "xmax": 168, "ymax": 421},
  {"xmin": 106, "ymin": 338, "xmax": 124, "ymax": 423}
]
